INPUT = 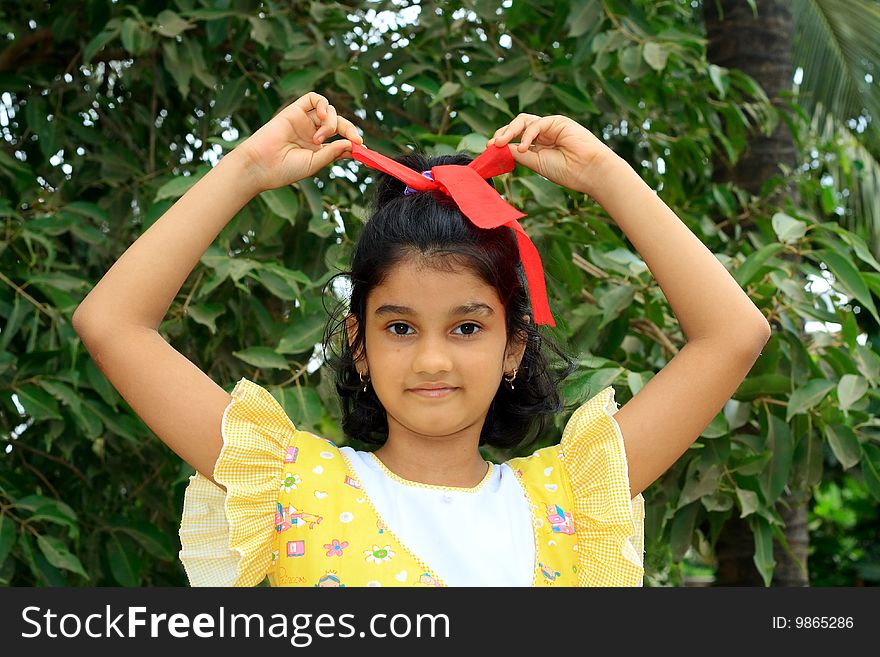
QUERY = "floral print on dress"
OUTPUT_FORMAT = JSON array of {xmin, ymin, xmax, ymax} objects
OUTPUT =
[
  {"xmin": 324, "ymin": 539, "xmax": 348, "ymax": 557},
  {"xmin": 281, "ymin": 472, "xmax": 301, "ymax": 493},
  {"xmin": 364, "ymin": 545, "xmax": 395, "ymax": 564}
]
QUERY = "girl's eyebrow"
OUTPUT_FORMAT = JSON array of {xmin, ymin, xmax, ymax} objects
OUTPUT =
[{"xmin": 375, "ymin": 302, "xmax": 495, "ymax": 317}]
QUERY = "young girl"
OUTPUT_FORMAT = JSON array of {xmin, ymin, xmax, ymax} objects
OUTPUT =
[{"xmin": 73, "ymin": 92, "xmax": 770, "ymax": 587}]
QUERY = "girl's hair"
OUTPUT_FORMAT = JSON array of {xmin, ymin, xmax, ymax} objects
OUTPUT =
[{"xmin": 322, "ymin": 150, "xmax": 576, "ymax": 451}]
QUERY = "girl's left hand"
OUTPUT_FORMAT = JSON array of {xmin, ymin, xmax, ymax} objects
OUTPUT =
[{"xmin": 488, "ymin": 114, "xmax": 615, "ymax": 196}]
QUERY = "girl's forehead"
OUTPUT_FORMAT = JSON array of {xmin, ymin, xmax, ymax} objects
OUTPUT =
[{"xmin": 368, "ymin": 260, "xmax": 502, "ymax": 314}]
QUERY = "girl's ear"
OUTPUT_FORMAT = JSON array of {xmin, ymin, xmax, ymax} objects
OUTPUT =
[
  {"xmin": 345, "ymin": 314, "xmax": 367, "ymax": 370},
  {"xmin": 504, "ymin": 314, "xmax": 530, "ymax": 370}
]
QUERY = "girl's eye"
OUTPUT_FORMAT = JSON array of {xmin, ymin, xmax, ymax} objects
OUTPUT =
[
  {"xmin": 386, "ymin": 322, "xmax": 482, "ymax": 337},
  {"xmin": 454, "ymin": 323, "xmax": 482, "ymax": 336},
  {"xmin": 389, "ymin": 322, "xmax": 414, "ymax": 336}
]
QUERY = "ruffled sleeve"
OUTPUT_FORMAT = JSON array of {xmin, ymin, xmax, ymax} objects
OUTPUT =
[
  {"xmin": 560, "ymin": 386, "xmax": 645, "ymax": 586},
  {"xmin": 178, "ymin": 377, "xmax": 294, "ymax": 586}
]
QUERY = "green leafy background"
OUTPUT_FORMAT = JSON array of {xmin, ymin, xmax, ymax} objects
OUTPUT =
[{"xmin": 1, "ymin": 0, "xmax": 878, "ymax": 586}]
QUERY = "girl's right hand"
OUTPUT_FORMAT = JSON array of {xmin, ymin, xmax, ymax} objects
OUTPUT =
[{"xmin": 237, "ymin": 92, "xmax": 364, "ymax": 192}]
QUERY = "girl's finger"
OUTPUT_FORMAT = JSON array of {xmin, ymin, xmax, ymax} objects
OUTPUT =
[
  {"xmin": 493, "ymin": 113, "xmax": 540, "ymax": 146},
  {"xmin": 495, "ymin": 116, "xmax": 527, "ymax": 145},
  {"xmin": 336, "ymin": 115, "xmax": 364, "ymax": 145},
  {"xmin": 315, "ymin": 104, "xmax": 338, "ymax": 143},
  {"xmin": 518, "ymin": 118, "xmax": 546, "ymax": 152},
  {"xmin": 294, "ymin": 92, "xmax": 330, "ymax": 122}
]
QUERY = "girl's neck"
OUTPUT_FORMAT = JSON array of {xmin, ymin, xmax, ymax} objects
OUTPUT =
[{"xmin": 372, "ymin": 441, "xmax": 489, "ymax": 489}]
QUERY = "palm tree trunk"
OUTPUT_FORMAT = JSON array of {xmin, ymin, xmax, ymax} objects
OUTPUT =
[{"xmin": 703, "ymin": 0, "xmax": 809, "ymax": 586}]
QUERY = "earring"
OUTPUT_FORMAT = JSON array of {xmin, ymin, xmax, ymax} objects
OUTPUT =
[
  {"xmin": 359, "ymin": 370, "xmax": 370, "ymax": 392},
  {"xmin": 503, "ymin": 367, "xmax": 518, "ymax": 390}
]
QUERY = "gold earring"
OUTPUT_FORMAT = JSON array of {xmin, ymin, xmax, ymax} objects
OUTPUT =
[
  {"xmin": 503, "ymin": 367, "xmax": 518, "ymax": 390},
  {"xmin": 359, "ymin": 371, "xmax": 370, "ymax": 392}
]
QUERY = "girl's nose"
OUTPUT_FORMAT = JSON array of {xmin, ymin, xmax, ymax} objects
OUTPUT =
[{"xmin": 411, "ymin": 335, "xmax": 453, "ymax": 375}]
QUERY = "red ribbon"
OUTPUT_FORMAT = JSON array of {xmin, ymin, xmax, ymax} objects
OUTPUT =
[{"xmin": 350, "ymin": 142, "xmax": 555, "ymax": 327}]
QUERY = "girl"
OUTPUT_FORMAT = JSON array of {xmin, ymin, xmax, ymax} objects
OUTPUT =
[{"xmin": 73, "ymin": 92, "xmax": 770, "ymax": 587}]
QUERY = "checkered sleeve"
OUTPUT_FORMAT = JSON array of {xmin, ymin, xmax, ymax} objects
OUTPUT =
[
  {"xmin": 178, "ymin": 377, "xmax": 294, "ymax": 586},
  {"xmin": 559, "ymin": 386, "xmax": 646, "ymax": 587}
]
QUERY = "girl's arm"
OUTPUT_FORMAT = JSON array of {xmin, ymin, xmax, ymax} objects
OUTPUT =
[
  {"xmin": 73, "ymin": 92, "xmax": 361, "ymax": 485},
  {"xmin": 490, "ymin": 115, "xmax": 771, "ymax": 498}
]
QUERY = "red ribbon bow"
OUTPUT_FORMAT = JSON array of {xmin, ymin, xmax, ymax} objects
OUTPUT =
[{"xmin": 350, "ymin": 142, "xmax": 555, "ymax": 327}]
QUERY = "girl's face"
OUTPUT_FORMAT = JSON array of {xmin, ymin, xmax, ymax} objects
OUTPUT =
[{"xmin": 347, "ymin": 257, "xmax": 526, "ymax": 443}]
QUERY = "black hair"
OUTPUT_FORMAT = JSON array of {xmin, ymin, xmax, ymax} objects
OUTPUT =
[{"xmin": 321, "ymin": 149, "xmax": 576, "ymax": 452}]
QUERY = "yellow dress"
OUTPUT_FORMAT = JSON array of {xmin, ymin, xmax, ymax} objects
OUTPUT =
[{"xmin": 178, "ymin": 378, "xmax": 645, "ymax": 587}]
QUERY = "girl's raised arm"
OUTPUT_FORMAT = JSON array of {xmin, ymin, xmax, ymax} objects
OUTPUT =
[
  {"xmin": 72, "ymin": 92, "xmax": 362, "ymax": 485},
  {"xmin": 490, "ymin": 114, "xmax": 771, "ymax": 499}
]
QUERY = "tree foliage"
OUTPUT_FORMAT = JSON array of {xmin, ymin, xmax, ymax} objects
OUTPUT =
[{"xmin": 1, "ymin": 0, "xmax": 877, "ymax": 586}]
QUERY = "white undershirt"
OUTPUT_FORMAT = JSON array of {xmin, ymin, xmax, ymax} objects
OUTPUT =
[{"xmin": 339, "ymin": 447, "xmax": 535, "ymax": 586}]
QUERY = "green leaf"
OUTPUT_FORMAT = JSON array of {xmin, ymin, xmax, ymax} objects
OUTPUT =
[
  {"xmin": 334, "ymin": 68, "xmax": 366, "ymax": 101},
  {"xmin": 771, "ymin": 212, "xmax": 806, "ymax": 244},
  {"xmin": 786, "ymin": 379, "xmax": 835, "ymax": 422},
  {"xmin": 736, "ymin": 488, "xmax": 759, "ymax": 517},
  {"xmin": 0, "ymin": 515, "xmax": 16, "ymax": 568},
  {"xmin": 154, "ymin": 9, "xmax": 193, "ymax": 38},
  {"xmin": 550, "ymin": 84, "xmax": 599, "ymax": 115},
  {"xmin": 277, "ymin": 383, "xmax": 323, "ymax": 429},
  {"xmin": 83, "ymin": 28, "xmax": 119, "ymax": 64},
  {"xmin": 566, "ymin": 0, "xmax": 602, "ymax": 38},
  {"xmin": 308, "ymin": 214, "xmax": 337, "ymax": 238},
  {"xmin": 233, "ymin": 347, "xmax": 289, "ymax": 370},
  {"xmin": 456, "ymin": 133, "xmax": 491, "ymax": 153},
  {"xmin": 862, "ymin": 443, "xmax": 880, "ymax": 502},
  {"xmin": 750, "ymin": 516, "xmax": 775, "ymax": 586},
  {"xmin": 432, "ymin": 82, "xmax": 461, "ymax": 105},
  {"xmin": 457, "ymin": 109, "xmax": 496, "ymax": 135},
  {"xmin": 471, "ymin": 89, "xmax": 513, "ymax": 117},
  {"xmin": 278, "ymin": 69, "xmax": 327, "ymax": 98},
  {"xmin": 161, "ymin": 39, "xmax": 192, "ymax": 97},
  {"xmin": 212, "ymin": 76, "xmax": 250, "ymax": 119},
  {"xmin": 677, "ymin": 462, "xmax": 723, "ymax": 509},
  {"xmin": 25, "ymin": 499, "xmax": 78, "ymax": 531},
  {"xmin": 518, "ymin": 175, "xmax": 567, "ymax": 210},
  {"xmin": 792, "ymin": 429, "xmax": 823, "ymax": 489},
  {"xmin": 518, "ymin": 80, "xmax": 546, "ymax": 111},
  {"xmin": 121, "ymin": 18, "xmax": 151, "ymax": 55},
  {"xmin": 762, "ymin": 411, "xmax": 792, "ymax": 501},
  {"xmin": 277, "ymin": 313, "xmax": 326, "ymax": 355},
  {"xmin": 701, "ymin": 491, "xmax": 733, "ymax": 512},
  {"xmin": 112, "ymin": 521, "xmax": 176, "ymax": 561},
  {"xmin": 817, "ymin": 249, "xmax": 880, "ymax": 325},
  {"xmin": 825, "ymin": 424, "xmax": 861, "ymax": 469},
  {"xmin": 154, "ymin": 168, "xmax": 208, "ymax": 202},
  {"xmin": 260, "ymin": 186, "xmax": 299, "ymax": 223},
  {"xmin": 643, "ymin": 42, "xmax": 670, "ymax": 71},
  {"xmin": 106, "ymin": 534, "xmax": 139, "ymax": 586},
  {"xmin": 597, "ymin": 285, "xmax": 635, "ymax": 329},
  {"xmin": 36, "ymin": 535, "xmax": 88, "ymax": 579},
  {"xmin": 838, "ymin": 374, "xmax": 868, "ymax": 412},
  {"xmin": 618, "ymin": 45, "xmax": 645, "ymax": 79},
  {"xmin": 708, "ymin": 64, "xmax": 729, "ymax": 98},
  {"xmin": 669, "ymin": 501, "xmax": 699, "ymax": 561},
  {"xmin": 186, "ymin": 303, "xmax": 226, "ymax": 335},
  {"xmin": 15, "ymin": 384, "xmax": 62, "ymax": 421}
]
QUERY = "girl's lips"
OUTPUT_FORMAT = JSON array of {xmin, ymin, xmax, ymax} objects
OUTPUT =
[{"xmin": 409, "ymin": 387, "xmax": 458, "ymax": 398}]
